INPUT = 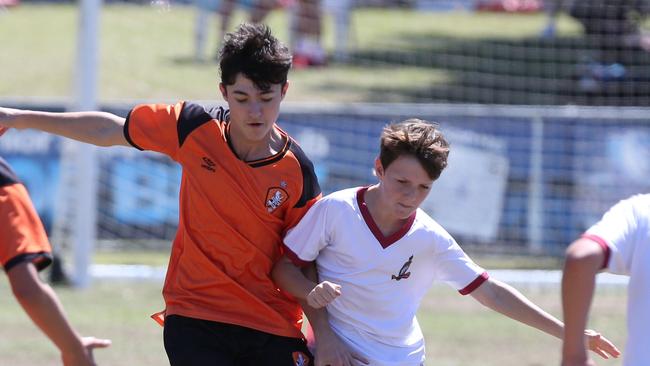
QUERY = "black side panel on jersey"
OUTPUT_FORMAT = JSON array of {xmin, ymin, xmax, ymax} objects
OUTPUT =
[
  {"xmin": 289, "ymin": 139, "xmax": 322, "ymax": 208},
  {"xmin": 178, "ymin": 102, "xmax": 228, "ymax": 148},
  {"xmin": 0, "ymin": 157, "xmax": 20, "ymax": 188}
]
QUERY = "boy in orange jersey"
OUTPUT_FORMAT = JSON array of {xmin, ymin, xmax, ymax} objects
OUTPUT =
[
  {"xmin": 0, "ymin": 155, "xmax": 111, "ymax": 366},
  {"xmin": 0, "ymin": 23, "xmax": 320, "ymax": 366}
]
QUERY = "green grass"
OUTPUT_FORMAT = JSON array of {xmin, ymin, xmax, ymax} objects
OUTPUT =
[
  {"xmin": 0, "ymin": 279, "xmax": 626, "ymax": 365},
  {"xmin": 0, "ymin": 4, "xmax": 586, "ymax": 103}
]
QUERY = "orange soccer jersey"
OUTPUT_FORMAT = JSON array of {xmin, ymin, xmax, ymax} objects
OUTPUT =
[
  {"xmin": 0, "ymin": 157, "xmax": 52, "ymax": 273},
  {"xmin": 124, "ymin": 101, "xmax": 321, "ymax": 339}
]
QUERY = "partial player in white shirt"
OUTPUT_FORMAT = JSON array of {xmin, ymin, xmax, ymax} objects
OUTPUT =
[
  {"xmin": 562, "ymin": 194, "xmax": 649, "ymax": 366},
  {"xmin": 273, "ymin": 119, "xmax": 621, "ymax": 366}
]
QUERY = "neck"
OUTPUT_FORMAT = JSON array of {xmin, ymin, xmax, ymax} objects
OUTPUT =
[
  {"xmin": 364, "ymin": 185, "xmax": 407, "ymax": 235},
  {"xmin": 229, "ymin": 125, "xmax": 284, "ymax": 162}
]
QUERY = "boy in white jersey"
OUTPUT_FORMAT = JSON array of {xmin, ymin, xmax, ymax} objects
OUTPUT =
[
  {"xmin": 273, "ymin": 119, "xmax": 621, "ymax": 366},
  {"xmin": 562, "ymin": 194, "xmax": 650, "ymax": 366}
]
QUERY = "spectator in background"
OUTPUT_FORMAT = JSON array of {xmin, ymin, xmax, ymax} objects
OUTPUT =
[
  {"xmin": 0, "ymin": 151, "xmax": 111, "ymax": 366},
  {"xmin": 541, "ymin": 0, "xmax": 650, "ymax": 89},
  {"xmin": 194, "ymin": 0, "xmax": 326, "ymax": 67},
  {"xmin": 292, "ymin": 0, "xmax": 326, "ymax": 68}
]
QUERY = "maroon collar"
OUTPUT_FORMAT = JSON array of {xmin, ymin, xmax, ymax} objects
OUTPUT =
[{"xmin": 356, "ymin": 186, "xmax": 416, "ymax": 249}]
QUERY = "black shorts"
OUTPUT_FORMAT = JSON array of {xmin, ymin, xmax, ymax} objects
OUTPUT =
[{"xmin": 163, "ymin": 314, "xmax": 314, "ymax": 366}]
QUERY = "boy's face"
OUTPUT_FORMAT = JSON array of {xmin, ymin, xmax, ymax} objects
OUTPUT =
[
  {"xmin": 220, "ymin": 73, "xmax": 288, "ymax": 144},
  {"xmin": 375, "ymin": 155, "xmax": 434, "ymax": 220}
]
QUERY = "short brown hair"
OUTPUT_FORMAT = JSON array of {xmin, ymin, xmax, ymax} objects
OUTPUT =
[{"xmin": 379, "ymin": 119, "xmax": 450, "ymax": 180}]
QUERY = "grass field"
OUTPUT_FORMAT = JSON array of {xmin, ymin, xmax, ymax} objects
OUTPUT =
[
  {"xmin": 0, "ymin": 3, "xmax": 585, "ymax": 104},
  {"xmin": 0, "ymin": 277, "xmax": 627, "ymax": 366}
]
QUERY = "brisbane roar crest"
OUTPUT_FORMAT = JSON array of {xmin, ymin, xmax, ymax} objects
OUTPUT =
[
  {"xmin": 292, "ymin": 351, "xmax": 311, "ymax": 366},
  {"xmin": 265, "ymin": 187, "xmax": 289, "ymax": 213}
]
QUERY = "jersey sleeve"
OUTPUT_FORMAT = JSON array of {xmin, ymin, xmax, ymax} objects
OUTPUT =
[
  {"xmin": 282, "ymin": 138, "xmax": 322, "ymax": 236},
  {"xmin": 282, "ymin": 198, "xmax": 330, "ymax": 267},
  {"xmin": 584, "ymin": 196, "xmax": 641, "ymax": 275},
  {"xmin": 123, "ymin": 102, "xmax": 185, "ymax": 159},
  {"xmin": 0, "ymin": 184, "xmax": 52, "ymax": 273},
  {"xmin": 431, "ymin": 234, "xmax": 488, "ymax": 295}
]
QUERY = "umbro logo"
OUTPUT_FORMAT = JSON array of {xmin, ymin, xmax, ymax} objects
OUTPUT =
[{"xmin": 201, "ymin": 157, "xmax": 216, "ymax": 172}]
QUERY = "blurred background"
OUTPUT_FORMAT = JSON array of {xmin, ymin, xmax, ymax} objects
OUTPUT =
[{"xmin": 0, "ymin": 0, "xmax": 642, "ymax": 364}]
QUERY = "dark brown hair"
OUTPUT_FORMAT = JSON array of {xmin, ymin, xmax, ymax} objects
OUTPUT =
[{"xmin": 219, "ymin": 23, "xmax": 292, "ymax": 90}]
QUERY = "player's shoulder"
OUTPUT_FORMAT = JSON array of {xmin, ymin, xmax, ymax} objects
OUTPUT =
[
  {"xmin": 180, "ymin": 102, "xmax": 228, "ymax": 123},
  {"xmin": 0, "ymin": 157, "xmax": 20, "ymax": 187},
  {"xmin": 609, "ymin": 194, "xmax": 650, "ymax": 221},
  {"xmin": 414, "ymin": 208, "xmax": 453, "ymax": 239},
  {"xmin": 310, "ymin": 187, "xmax": 358, "ymax": 212},
  {"xmin": 323, "ymin": 187, "xmax": 360, "ymax": 205},
  {"xmin": 626, "ymin": 193, "xmax": 650, "ymax": 208},
  {"xmin": 171, "ymin": 102, "xmax": 226, "ymax": 149}
]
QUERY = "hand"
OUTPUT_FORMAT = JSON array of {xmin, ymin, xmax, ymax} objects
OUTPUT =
[
  {"xmin": 584, "ymin": 329, "xmax": 620, "ymax": 359},
  {"xmin": 307, "ymin": 281, "xmax": 341, "ymax": 309},
  {"xmin": 61, "ymin": 336, "xmax": 111, "ymax": 366},
  {"xmin": 0, "ymin": 107, "xmax": 19, "ymax": 131},
  {"xmin": 314, "ymin": 329, "xmax": 368, "ymax": 366}
]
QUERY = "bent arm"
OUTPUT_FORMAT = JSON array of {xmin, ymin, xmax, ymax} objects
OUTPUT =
[
  {"xmin": 0, "ymin": 107, "xmax": 129, "ymax": 147},
  {"xmin": 561, "ymin": 238, "xmax": 605, "ymax": 365},
  {"xmin": 272, "ymin": 255, "xmax": 318, "ymax": 300},
  {"xmin": 470, "ymin": 277, "xmax": 564, "ymax": 339}
]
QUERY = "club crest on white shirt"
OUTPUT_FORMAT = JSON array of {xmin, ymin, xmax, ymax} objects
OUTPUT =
[{"xmin": 391, "ymin": 255, "xmax": 414, "ymax": 281}]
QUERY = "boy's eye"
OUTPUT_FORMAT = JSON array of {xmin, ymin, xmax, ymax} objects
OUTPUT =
[{"xmin": 261, "ymin": 98, "xmax": 273, "ymax": 102}]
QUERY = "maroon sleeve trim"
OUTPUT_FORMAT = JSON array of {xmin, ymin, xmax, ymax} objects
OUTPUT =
[
  {"xmin": 580, "ymin": 233, "xmax": 611, "ymax": 270},
  {"xmin": 458, "ymin": 271, "xmax": 489, "ymax": 295},
  {"xmin": 282, "ymin": 244, "xmax": 313, "ymax": 268}
]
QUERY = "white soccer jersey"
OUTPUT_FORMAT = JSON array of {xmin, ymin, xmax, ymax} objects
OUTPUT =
[
  {"xmin": 283, "ymin": 187, "xmax": 488, "ymax": 366},
  {"xmin": 583, "ymin": 194, "xmax": 650, "ymax": 366}
]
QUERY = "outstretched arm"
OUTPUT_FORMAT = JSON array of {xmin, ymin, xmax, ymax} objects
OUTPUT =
[
  {"xmin": 561, "ymin": 238, "xmax": 609, "ymax": 366},
  {"xmin": 8, "ymin": 261, "xmax": 111, "ymax": 366},
  {"xmin": 0, "ymin": 107, "xmax": 129, "ymax": 147},
  {"xmin": 470, "ymin": 277, "xmax": 619, "ymax": 361}
]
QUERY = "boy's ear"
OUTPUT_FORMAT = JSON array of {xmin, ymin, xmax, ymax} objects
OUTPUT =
[
  {"xmin": 281, "ymin": 81, "xmax": 290, "ymax": 99},
  {"xmin": 219, "ymin": 83, "xmax": 227, "ymax": 98},
  {"xmin": 374, "ymin": 158, "xmax": 384, "ymax": 178}
]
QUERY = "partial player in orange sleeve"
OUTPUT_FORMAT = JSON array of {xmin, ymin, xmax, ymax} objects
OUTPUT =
[{"xmin": 0, "ymin": 157, "xmax": 111, "ymax": 366}]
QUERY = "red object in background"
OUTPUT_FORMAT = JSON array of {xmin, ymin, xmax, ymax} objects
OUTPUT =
[
  {"xmin": 475, "ymin": 0, "xmax": 543, "ymax": 13},
  {"xmin": 0, "ymin": 0, "xmax": 19, "ymax": 6}
]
